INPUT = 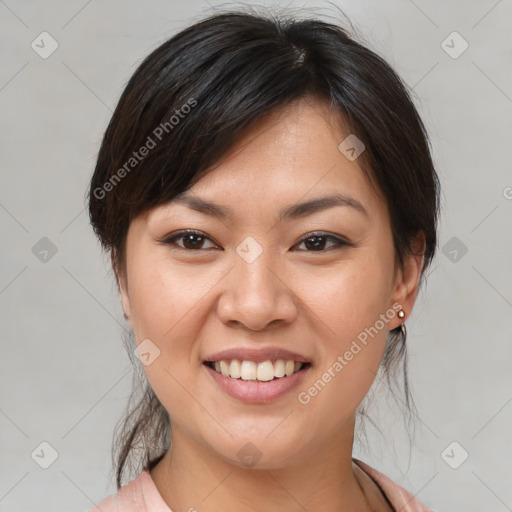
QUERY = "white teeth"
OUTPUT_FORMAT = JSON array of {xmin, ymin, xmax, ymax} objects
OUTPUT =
[
  {"xmin": 209, "ymin": 358, "xmax": 305, "ymax": 380},
  {"xmin": 229, "ymin": 359, "xmax": 241, "ymax": 379},
  {"xmin": 220, "ymin": 360, "xmax": 230, "ymax": 377},
  {"xmin": 274, "ymin": 359, "xmax": 286, "ymax": 378},
  {"xmin": 240, "ymin": 360, "xmax": 257, "ymax": 380},
  {"xmin": 256, "ymin": 360, "xmax": 275, "ymax": 381}
]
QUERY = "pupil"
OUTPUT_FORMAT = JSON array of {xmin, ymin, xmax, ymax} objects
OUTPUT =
[
  {"xmin": 185, "ymin": 234, "xmax": 202, "ymax": 249},
  {"xmin": 306, "ymin": 236, "xmax": 325, "ymax": 250}
]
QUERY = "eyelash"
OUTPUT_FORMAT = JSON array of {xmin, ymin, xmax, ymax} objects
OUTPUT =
[{"xmin": 158, "ymin": 229, "xmax": 351, "ymax": 252}]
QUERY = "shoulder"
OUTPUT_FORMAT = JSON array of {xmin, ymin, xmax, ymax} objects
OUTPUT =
[
  {"xmin": 88, "ymin": 470, "xmax": 155, "ymax": 512},
  {"xmin": 88, "ymin": 470, "xmax": 172, "ymax": 511},
  {"xmin": 353, "ymin": 458, "xmax": 434, "ymax": 512}
]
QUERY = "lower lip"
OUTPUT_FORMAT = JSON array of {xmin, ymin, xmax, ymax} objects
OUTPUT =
[{"xmin": 204, "ymin": 363, "xmax": 311, "ymax": 404}]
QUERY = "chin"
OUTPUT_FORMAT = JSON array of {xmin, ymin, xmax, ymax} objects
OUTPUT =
[{"xmin": 203, "ymin": 431, "xmax": 305, "ymax": 471}]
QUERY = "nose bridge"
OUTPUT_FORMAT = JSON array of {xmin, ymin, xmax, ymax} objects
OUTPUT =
[
  {"xmin": 238, "ymin": 244, "xmax": 276, "ymax": 299},
  {"xmin": 217, "ymin": 236, "xmax": 297, "ymax": 329}
]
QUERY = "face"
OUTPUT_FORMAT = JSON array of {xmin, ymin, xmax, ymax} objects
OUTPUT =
[{"xmin": 119, "ymin": 97, "xmax": 423, "ymax": 469}]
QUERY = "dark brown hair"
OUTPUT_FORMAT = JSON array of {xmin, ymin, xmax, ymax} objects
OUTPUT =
[{"xmin": 88, "ymin": 9, "xmax": 440, "ymax": 489}]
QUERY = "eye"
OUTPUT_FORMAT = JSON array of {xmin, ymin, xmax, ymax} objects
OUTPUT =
[
  {"xmin": 158, "ymin": 230, "xmax": 350, "ymax": 253},
  {"xmin": 158, "ymin": 230, "xmax": 220, "ymax": 251},
  {"xmin": 293, "ymin": 232, "xmax": 350, "ymax": 252}
]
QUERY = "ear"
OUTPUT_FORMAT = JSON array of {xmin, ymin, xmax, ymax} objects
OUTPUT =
[
  {"xmin": 389, "ymin": 231, "xmax": 425, "ymax": 329},
  {"xmin": 111, "ymin": 251, "xmax": 132, "ymax": 321}
]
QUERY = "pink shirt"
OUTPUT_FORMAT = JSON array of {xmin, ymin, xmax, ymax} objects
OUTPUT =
[{"xmin": 89, "ymin": 459, "xmax": 433, "ymax": 511}]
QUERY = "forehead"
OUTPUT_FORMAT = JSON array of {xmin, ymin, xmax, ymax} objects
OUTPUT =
[{"xmin": 150, "ymin": 97, "xmax": 385, "ymax": 224}]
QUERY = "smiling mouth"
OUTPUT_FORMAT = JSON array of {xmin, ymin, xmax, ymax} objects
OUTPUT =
[{"xmin": 203, "ymin": 359, "xmax": 312, "ymax": 382}]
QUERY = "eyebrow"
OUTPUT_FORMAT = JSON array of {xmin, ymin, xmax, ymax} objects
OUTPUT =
[{"xmin": 172, "ymin": 192, "xmax": 369, "ymax": 222}]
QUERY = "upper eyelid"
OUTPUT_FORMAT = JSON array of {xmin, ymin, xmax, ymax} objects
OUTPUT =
[{"xmin": 158, "ymin": 229, "xmax": 220, "ymax": 248}]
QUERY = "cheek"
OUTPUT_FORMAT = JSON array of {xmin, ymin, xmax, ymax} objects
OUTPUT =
[
  {"xmin": 291, "ymin": 252, "xmax": 393, "ymax": 418},
  {"xmin": 128, "ymin": 253, "xmax": 216, "ymax": 340},
  {"xmin": 125, "ymin": 257, "xmax": 211, "ymax": 419},
  {"xmin": 126, "ymin": 253, "xmax": 226, "ymax": 383},
  {"xmin": 295, "ymin": 250, "xmax": 394, "ymax": 343}
]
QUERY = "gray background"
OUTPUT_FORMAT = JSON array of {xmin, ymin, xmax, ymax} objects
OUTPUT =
[{"xmin": 1, "ymin": 0, "xmax": 511, "ymax": 511}]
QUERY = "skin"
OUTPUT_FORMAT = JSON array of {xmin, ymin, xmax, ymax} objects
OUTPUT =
[{"xmin": 118, "ymin": 96, "xmax": 425, "ymax": 512}]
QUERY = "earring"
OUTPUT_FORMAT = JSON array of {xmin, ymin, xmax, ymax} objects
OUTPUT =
[
  {"xmin": 123, "ymin": 312, "xmax": 129, "ymax": 320},
  {"xmin": 397, "ymin": 309, "xmax": 406, "ymax": 338}
]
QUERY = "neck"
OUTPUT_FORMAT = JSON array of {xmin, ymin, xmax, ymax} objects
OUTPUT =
[{"xmin": 150, "ymin": 416, "xmax": 380, "ymax": 512}]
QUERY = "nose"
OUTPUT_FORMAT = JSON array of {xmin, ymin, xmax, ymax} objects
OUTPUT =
[{"xmin": 216, "ymin": 248, "xmax": 299, "ymax": 331}]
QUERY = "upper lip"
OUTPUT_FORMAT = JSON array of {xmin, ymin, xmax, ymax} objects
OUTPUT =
[{"xmin": 204, "ymin": 347, "xmax": 310, "ymax": 363}]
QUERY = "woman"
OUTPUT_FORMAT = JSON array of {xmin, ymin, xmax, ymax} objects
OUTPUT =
[{"xmin": 88, "ymin": 9, "xmax": 440, "ymax": 511}]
